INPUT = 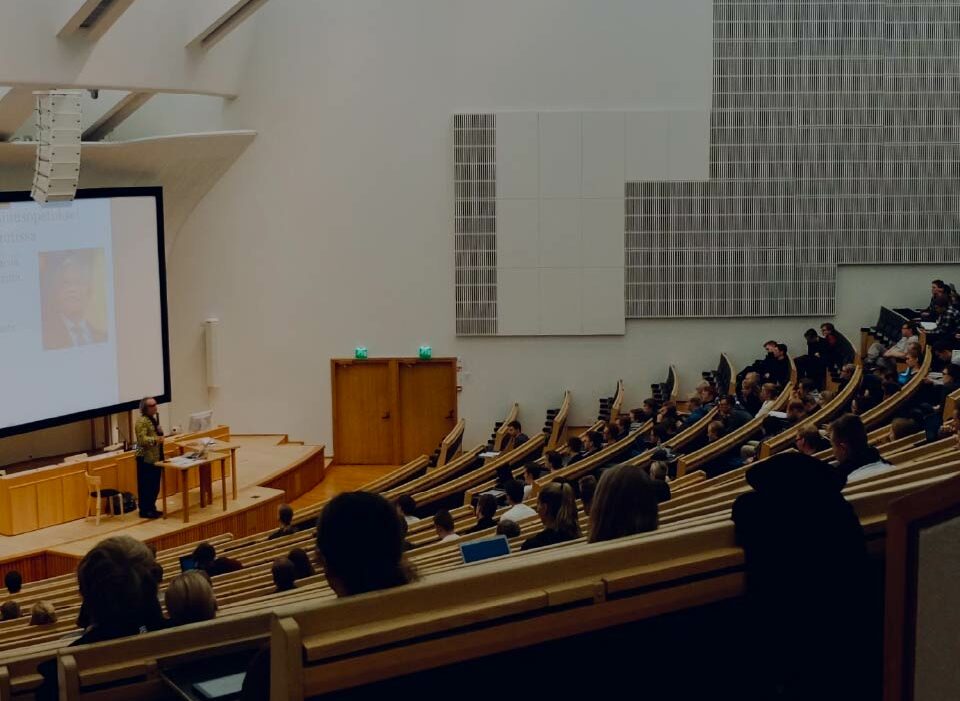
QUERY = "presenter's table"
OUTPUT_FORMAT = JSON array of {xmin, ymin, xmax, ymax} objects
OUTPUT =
[
  {"xmin": 156, "ymin": 452, "xmax": 231, "ymax": 524},
  {"xmin": 174, "ymin": 438, "xmax": 242, "ymax": 501}
]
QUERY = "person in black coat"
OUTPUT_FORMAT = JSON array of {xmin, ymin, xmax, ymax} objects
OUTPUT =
[{"xmin": 732, "ymin": 453, "xmax": 880, "ymax": 700}]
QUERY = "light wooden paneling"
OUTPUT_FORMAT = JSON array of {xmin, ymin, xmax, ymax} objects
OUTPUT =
[
  {"xmin": 9, "ymin": 484, "xmax": 38, "ymax": 534},
  {"xmin": 35, "ymin": 478, "xmax": 64, "ymax": 529},
  {"xmin": 398, "ymin": 360, "xmax": 458, "ymax": 463},
  {"xmin": 61, "ymin": 470, "xmax": 89, "ymax": 522}
]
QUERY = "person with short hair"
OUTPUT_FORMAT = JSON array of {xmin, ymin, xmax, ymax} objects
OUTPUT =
[
  {"xmin": 287, "ymin": 547, "xmax": 316, "ymax": 579},
  {"xmin": 544, "ymin": 450, "xmax": 564, "ymax": 472},
  {"xmin": 496, "ymin": 519, "xmax": 521, "ymax": 538},
  {"xmin": 134, "ymin": 397, "xmax": 167, "ymax": 519},
  {"xmin": 578, "ymin": 474, "xmax": 598, "ymax": 516},
  {"xmin": 165, "ymin": 570, "xmax": 218, "ymax": 626},
  {"xmin": 396, "ymin": 494, "xmax": 419, "ymax": 524},
  {"xmin": 271, "ymin": 558, "xmax": 297, "ymax": 593},
  {"xmin": 192, "ymin": 542, "xmax": 244, "ymax": 577},
  {"xmin": 739, "ymin": 373, "xmax": 763, "ymax": 416},
  {"xmin": 830, "ymin": 414, "xmax": 891, "ymax": 481},
  {"xmin": 717, "ymin": 394, "xmax": 753, "ymax": 432},
  {"xmin": 466, "ymin": 493, "xmax": 499, "ymax": 533},
  {"xmin": 603, "ymin": 421, "xmax": 622, "ymax": 445},
  {"xmin": 889, "ymin": 418, "xmax": 919, "ymax": 442},
  {"xmin": 29, "ymin": 601, "xmax": 57, "ymax": 626},
  {"xmin": 565, "ymin": 436, "xmax": 585, "ymax": 465},
  {"xmin": 684, "ymin": 383, "xmax": 717, "ymax": 426},
  {"xmin": 500, "ymin": 480, "xmax": 537, "ymax": 522},
  {"xmin": 433, "ymin": 509, "xmax": 460, "ymax": 543},
  {"xmin": 921, "ymin": 279, "xmax": 950, "ymax": 318},
  {"xmin": 503, "ymin": 420, "xmax": 528, "ymax": 450},
  {"xmin": 899, "ymin": 345, "xmax": 922, "ymax": 385},
  {"xmin": 316, "ymin": 492, "xmax": 416, "ymax": 598},
  {"xmin": 267, "ymin": 503, "xmax": 296, "ymax": 540},
  {"xmin": 931, "ymin": 339, "xmax": 955, "ymax": 372},
  {"xmin": 4, "ymin": 570, "xmax": 22, "ymax": 595},
  {"xmin": 582, "ymin": 430, "xmax": 603, "ymax": 455},
  {"xmin": 520, "ymin": 482, "xmax": 581, "ymax": 551},
  {"xmin": 867, "ymin": 322, "xmax": 920, "ymax": 370},
  {"xmin": 0, "ymin": 601, "xmax": 20, "ymax": 621},
  {"xmin": 647, "ymin": 460, "xmax": 672, "ymax": 503},
  {"xmin": 795, "ymin": 424, "xmax": 829, "ymax": 456},
  {"xmin": 523, "ymin": 462, "xmax": 543, "ymax": 498},
  {"xmin": 587, "ymin": 464, "xmax": 659, "ymax": 543}
]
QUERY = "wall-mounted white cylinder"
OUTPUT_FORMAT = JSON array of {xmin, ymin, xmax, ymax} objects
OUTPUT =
[{"xmin": 204, "ymin": 318, "xmax": 221, "ymax": 389}]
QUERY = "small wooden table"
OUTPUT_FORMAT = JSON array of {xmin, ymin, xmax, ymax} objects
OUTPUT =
[
  {"xmin": 156, "ymin": 451, "xmax": 230, "ymax": 524},
  {"xmin": 174, "ymin": 438, "xmax": 241, "ymax": 500}
]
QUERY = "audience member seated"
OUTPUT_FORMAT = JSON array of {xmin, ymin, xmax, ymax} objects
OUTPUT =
[
  {"xmin": 703, "ymin": 421, "xmax": 744, "ymax": 477},
  {"xmin": 544, "ymin": 450, "xmax": 564, "ymax": 472},
  {"xmin": 578, "ymin": 474, "xmax": 598, "ymax": 515},
  {"xmin": 819, "ymin": 322, "xmax": 843, "ymax": 370},
  {"xmin": 165, "ymin": 570, "xmax": 218, "ymax": 626},
  {"xmin": 582, "ymin": 430, "xmax": 603, "ymax": 456},
  {"xmin": 602, "ymin": 421, "xmax": 622, "ymax": 445},
  {"xmin": 496, "ymin": 520, "xmax": 521, "ymax": 539},
  {"xmin": 639, "ymin": 398, "xmax": 660, "ymax": 423},
  {"xmin": 931, "ymin": 339, "xmax": 955, "ymax": 372},
  {"xmin": 742, "ymin": 340, "xmax": 790, "ymax": 386},
  {"xmin": 929, "ymin": 294, "xmax": 960, "ymax": 342},
  {"xmin": 837, "ymin": 362, "xmax": 856, "ymax": 388},
  {"xmin": 889, "ymin": 417, "xmax": 919, "ymax": 441},
  {"xmin": 647, "ymin": 460, "xmax": 672, "ymax": 503},
  {"xmin": 717, "ymin": 394, "xmax": 752, "ymax": 431},
  {"xmin": 739, "ymin": 372, "xmax": 763, "ymax": 416},
  {"xmin": 37, "ymin": 536, "xmax": 165, "ymax": 700},
  {"xmin": 503, "ymin": 420, "xmax": 529, "ymax": 450},
  {"xmin": 795, "ymin": 328, "xmax": 828, "ymax": 387},
  {"xmin": 732, "ymin": 452, "xmax": 876, "ymax": 699},
  {"xmin": 29, "ymin": 601, "xmax": 57, "ymax": 626},
  {"xmin": 396, "ymin": 494, "xmax": 420, "ymax": 524},
  {"xmin": 500, "ymin": 479, "xmax": 537, "ymax": 522},
  {"xmin": 898, "ymin": 345, "xmax": 922, "ymax": 385},
  {"xmin": 4, "ymin": 569, "xmax": 22, "ymax": 596},
  {"xmin": 830, "ymin": 413, "xmax": 892, "ymax": 481},
  {"xmin": 433, "ymin": 509, "xmax": 460, "ymax": 543},
  {"xmin": 866, "ymin": 321, "xmax": 919, "ymax": 370},
  {"xmin": 521, "ymin": 481, "xmax": 581, "ymax": 551},
  {"xmin": 654, "ymin": 402, "xmax": 682, "ymax": 441},
  {"xmin": 1, "ymin": 600, "xmax": 20, "ymax": 621},
  {"xmin": 920, "ymin": 279, "xmax": 950, "ymax": 319},
  {"xmin": 794, "ymin": 423, "xmax": 830, "ymax": 456},
  {"xmin": 271, "ymin": 558, "xmax": 297, "ymax": 593},
  {"xmin": 564, "ymin": 436, "xmax": 585, "ymax": 465},
  {"xmin": 466, "ymin": 493, "xmax": 499, "ymax": 533},
  {"xmin": 287, "ymin": 547, "xmax": 316, "ymax": 579},
  {"xmin": 587, "ymin": 464, "xmax": 659, "ymax": 543},
  {"xmin": 755, "ymin": 382, "xmax": 779, "ymax": 417},
  {"xmin": 523, "ymin": 462, "xmax": 543, "ymax": 498},
  {"xmin": 193, "ymin": 542, "xmax": 244, "ymax": 577},
  {"xmin": 763, "ymin": 399, "xmax": 808, "ymax": 438},
  {"xmin": 793, "ymin": 378, "xmax": 821, "ymax": 412},
  {"xmin": 882, "ymin": 381, "xmax": 901, "ymax": 400},
  {"xmin": 267, "ymin": 503, "xmax": 296, "ymax": 540},
  {"xmin": 315, "ymin": 491, "xmax": 416, "ymax": 598},
  {"xmin": 684, "ymin": 383, "xmax": 717, "ymax": 425}
]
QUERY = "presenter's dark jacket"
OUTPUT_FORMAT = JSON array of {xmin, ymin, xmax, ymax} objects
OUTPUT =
[
  {"xmin": 42, "ymin": 315, "xmax": 107, "ymax": 350},
  {"xmin": 135, "ymin": 415, "xmax": 163, "ymax": 464}
]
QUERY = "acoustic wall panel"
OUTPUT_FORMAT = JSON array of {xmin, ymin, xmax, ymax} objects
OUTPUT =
[
  {"xmin": 454, "ymin": 1, "xmax": 960, "ymax": 333},
  {"xmin": 538, "ymin": 198, "xmax": 581, "ymax": 268}
]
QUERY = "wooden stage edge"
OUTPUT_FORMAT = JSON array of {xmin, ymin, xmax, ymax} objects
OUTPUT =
[{"xmin": 0, "ymin": 436, "xmax": 326, "ymax": 583}]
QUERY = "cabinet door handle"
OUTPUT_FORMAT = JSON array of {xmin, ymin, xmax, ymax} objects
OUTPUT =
[{"xmin": 381, "ymin": 411, "xmax": 391, "ymax": 420}]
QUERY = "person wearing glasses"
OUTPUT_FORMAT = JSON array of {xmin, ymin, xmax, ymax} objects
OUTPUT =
[{"xmin": 135, "ymin": 397, "xmax": 167, "ymax": 519}]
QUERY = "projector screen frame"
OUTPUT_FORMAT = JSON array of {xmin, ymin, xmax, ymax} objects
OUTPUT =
[{"xmin": 0, "ymin": 185, "xmax": 171, "ymax": 439}]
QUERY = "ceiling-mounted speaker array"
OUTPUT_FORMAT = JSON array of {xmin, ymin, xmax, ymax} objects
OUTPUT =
[{"xmin": 31, "ymin": 89, "xmax": 83, "ymax": 204}]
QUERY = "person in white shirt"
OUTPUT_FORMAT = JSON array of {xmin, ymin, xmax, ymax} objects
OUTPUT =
[
  {"xmin": 396, "ymin": 495, "xmax": 420, "ymax": 525},
  {"xmin": 866, "ymin": 322, "xmax": 920, "ymax": 370},
  {"xmin": 433, "ymin": 509, "xmax": 460, "ymax": 543},
  {"xmin": 522, "ymin": 462, "xmax": 543, "ymax": 499},
  {"xmin": 830, "ymin": 413, "xmax": 894, "ymax": 482},
  {"xmin": 499, "ymin": 480, "xmax": 537, "ymax": 523}
]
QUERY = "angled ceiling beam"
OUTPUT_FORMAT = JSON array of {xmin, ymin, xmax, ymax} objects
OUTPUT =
[
  {"xmin": 0, "ymin": 88, "xmax": 36, "ymax": 141},
  {"xmin": 82, "ymin": 91, "xmax": 153, "ymax": 141},
  {"xmin": 187, "ymin": 0, "xmax": 269, "ymax": 50},
  {"xmin": 58, "ymin": 0, "xmax": 137, "ymax": 42}
]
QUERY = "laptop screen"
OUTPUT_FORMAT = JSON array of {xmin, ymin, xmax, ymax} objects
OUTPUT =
[{"xmin": 460, "ymin": 536, "xmax": 511, "ymax": 564}]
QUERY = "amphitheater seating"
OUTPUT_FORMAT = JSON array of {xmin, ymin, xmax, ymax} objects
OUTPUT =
[
  {"xmin": 488, "ymin": 403, "xmax": 519, "ymax": 451},
  {"xmin": 1, "ymin": 321, "xmax": 958, "ymax": 700},
  {"xmin": 651, "ymin": 365, "xmax": 679, "ymax": 405}
]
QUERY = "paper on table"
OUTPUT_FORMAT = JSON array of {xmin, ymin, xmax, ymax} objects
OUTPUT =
[
  {"xmin": 168, "ymin": 456, "xmax": 202, "ymax": 467},
  {"xmin": 920, "ymin": 321, "xmax": 938, "ymax": 331}
]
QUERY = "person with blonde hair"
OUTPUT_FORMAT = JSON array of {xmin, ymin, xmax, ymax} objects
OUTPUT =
[
  {"xmin": 588, "ymin": 464, "xmax": 659, "ymax": 543},
  {"xmin": 29, "ymin": 601, "xmax": 57, "ymax": 626},
  {"xmin": 164, "ymin": 570, "xmax": 218, "ymax": 626},
  {"xmin": 521, "ymin": 481, "xmax": 580, "ymax": 551}
]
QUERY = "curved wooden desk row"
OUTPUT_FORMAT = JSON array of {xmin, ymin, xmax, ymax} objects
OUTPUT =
[{"xmin": 0, "ymin": 426, "xmax": 233, "ymax": 536}]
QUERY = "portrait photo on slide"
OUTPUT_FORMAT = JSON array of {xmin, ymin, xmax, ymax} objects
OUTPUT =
[{"xmin": 39, "ymin": 248, "xmax": 109, "ymax": 351}]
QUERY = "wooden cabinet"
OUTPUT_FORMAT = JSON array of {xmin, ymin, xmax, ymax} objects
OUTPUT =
[{"xmin": 331, "ymin": 358, "xmax": 458, "ymax": 465}]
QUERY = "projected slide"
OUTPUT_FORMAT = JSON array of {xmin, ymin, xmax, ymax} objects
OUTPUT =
[{"xmin": 0, "ymin": 189, "xmax": 168, "ymax": 436}]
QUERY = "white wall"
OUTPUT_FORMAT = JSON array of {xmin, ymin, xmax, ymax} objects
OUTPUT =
[
  {"xmin": 164, "ymin": 0, "xmax": 959, "ymax": 452},
  {"xmin": 0, "ymin": 0, "xmax": 256, "ymax": 96}
]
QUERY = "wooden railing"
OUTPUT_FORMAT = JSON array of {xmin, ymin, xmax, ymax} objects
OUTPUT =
[
  {"xmin": 492, "ymin": 403, "xmax": 520, "ymax": 452},
  {"xmin": 545, "ymin": 391, "xmax": 572, "ymax": 452},
  {"xmin": 435, "ymin": 419, "xmax": 465, "ymax": 468},
  {"xmin": 861, "ymin": 346, "xmax": 933, "ymax": 429}
]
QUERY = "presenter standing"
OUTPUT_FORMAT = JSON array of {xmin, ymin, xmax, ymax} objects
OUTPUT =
[{"xmin": 135, "ymin": 397, "xmax": 166, "ymax": 519}]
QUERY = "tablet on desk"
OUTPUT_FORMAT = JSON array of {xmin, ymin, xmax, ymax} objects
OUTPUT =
[{"xmin": 460, "ymin": 536, "xmax": 510, "ymax": 564}]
